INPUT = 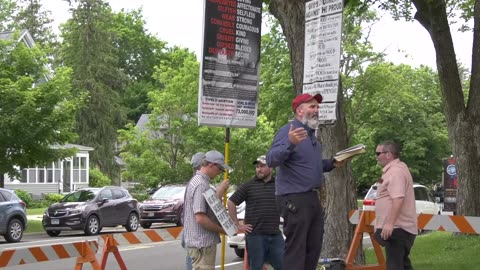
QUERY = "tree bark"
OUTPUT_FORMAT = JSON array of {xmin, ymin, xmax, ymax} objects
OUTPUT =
[
  {"xmin": 269, "ymin": 0, "xmax": 360, "ymax": 261},
  {"xmin": 412, "ymin": 0, "xmax": 480, "ymax": 216}
]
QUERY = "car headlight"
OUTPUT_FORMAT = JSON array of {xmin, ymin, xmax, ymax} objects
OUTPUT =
[{"xmin": 68, "ymin": 206, "xmax": 86, "ymax": 215}]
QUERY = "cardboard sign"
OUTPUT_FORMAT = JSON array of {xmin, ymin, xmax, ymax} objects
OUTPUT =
[{"xmin": 203, "ymin": 188, "xmax": 237, "ymax": 236}]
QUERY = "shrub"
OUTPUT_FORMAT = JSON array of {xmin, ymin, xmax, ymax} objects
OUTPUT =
[
  {"xmin": 131, "ymin": 193, "xmax": 149, "ymax": 202},
  {"xmin": 89, "ymin": 168, "xmax": 112, "ymax": 187},
  {"xmin": 44, "ymin": 193, "xmax": 64, "ymax": 204},
  {"xmin": 14, "ymin": 189, "xmax": 32, "ymax": 207}
]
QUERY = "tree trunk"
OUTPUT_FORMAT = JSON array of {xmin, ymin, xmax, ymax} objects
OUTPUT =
[
  {"xmin": 269, "ymin": 0, "xmax": 360, "ymax": 261},
  {"xmin": 412, "ymin": 0, "xmax": 480, "ymax": 216}
]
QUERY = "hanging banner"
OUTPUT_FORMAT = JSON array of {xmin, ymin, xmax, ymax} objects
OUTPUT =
[
  {"xmin": 303, "ymin": 0, "xmax": 343, "ymax": 124},
  {"xmin": 198, "ymin": 0, "xmax": 262, "ymax": 128}
]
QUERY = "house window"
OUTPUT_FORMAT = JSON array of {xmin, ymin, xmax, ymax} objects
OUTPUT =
[
  {"xmin": 38, "ymin": 168, "xmax": 46, "ymax": 183},
  {"xmin": 20, "ymin": 169, "xmax": 28, "ymax": 183},
  {"xmin": 28, "ymin": 169, "xmax": 36, "ymax": 183}
]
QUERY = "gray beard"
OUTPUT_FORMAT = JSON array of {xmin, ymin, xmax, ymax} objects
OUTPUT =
[{"xmin": 301, "ymin": 115, "xmax": 320, "ymax": 129}]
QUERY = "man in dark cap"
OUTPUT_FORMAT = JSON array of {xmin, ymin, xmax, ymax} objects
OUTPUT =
[
  {"xmin": 227, "ymin": 155, "xmax": 284, "ymax": 270},
  {"xmin": 266, "ymin": 93, "xmax": 345, "ymax": 270}
]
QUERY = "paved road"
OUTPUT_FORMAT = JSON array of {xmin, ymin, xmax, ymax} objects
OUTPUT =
[{"xmin": 0, "ymin": 225, "xmax": 245, "ymax": 270}]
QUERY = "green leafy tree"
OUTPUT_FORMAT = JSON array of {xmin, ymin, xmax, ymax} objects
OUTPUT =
[
  {"xmin": 110, "ymin": 9, "xmax": 168, "ymax": 123},
  {"xmin": 59, "ymin": 0, "xmax": 127, "ymax": 181},
  {"xmin": 372, "ymin": 0, "xmax": 479, "ymax": 216},
  {"xmin": 89, "ymin": 167, "xmax": 112, "ymax": 187},
  {"xmin": 350, "ymin": 63, "xmax": 450, "ymax": 190},
  {"xmin": 0, "ymin": 0, "xmax": 16, "ymax": 31},
  {"xmin": 0, "ymin": 35, "xmax": 83, "ymax": 187},
  {"xmin": 13, "ymin": 0, "xmax": 57, "ymax": 48}
]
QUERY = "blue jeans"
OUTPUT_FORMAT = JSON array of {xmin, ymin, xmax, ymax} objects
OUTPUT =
[
  {"xmin": 181, "ymin": 232, "xmax": 193, "ymax": 270},
  {"xmin": 246, "ymin": 233, "xmax": 284, "ymax": 270}
]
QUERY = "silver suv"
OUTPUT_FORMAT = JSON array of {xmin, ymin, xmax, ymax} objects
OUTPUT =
[
  {"xmin": 0, "ymin": 188, "xmax": 28, "ymax": 243},
  {"xmin": 363, "ymin": 183, "xmax": 440, "ymax": 215}
]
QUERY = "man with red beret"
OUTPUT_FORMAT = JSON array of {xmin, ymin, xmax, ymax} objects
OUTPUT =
[{"xmin": 266, "ymin": 93, "xmax": 345, "ymax": 270}]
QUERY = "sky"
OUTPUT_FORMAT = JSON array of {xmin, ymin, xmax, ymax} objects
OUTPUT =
[{"xmin": 42, "ymin": 0, "xmax": 473, "ymax": 70}]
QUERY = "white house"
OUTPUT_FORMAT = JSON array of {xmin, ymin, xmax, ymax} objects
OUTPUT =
[{"xmin": 4, "ymin": 144, "xmax": 94, "ymax": 195}]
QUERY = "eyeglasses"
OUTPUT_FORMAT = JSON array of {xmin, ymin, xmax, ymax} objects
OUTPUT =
[
  {"xmin": 215, "ymin": 164, "xmax": 224, "ymax": 171},
  {"xmin": 375, "ymin": 151, "xmax": 388, "ymax": 156}
]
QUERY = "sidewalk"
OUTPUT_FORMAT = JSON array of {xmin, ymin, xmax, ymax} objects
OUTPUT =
[{"xmin": 27, "ymin": 215, "xmax": 43, "ymax": 221}]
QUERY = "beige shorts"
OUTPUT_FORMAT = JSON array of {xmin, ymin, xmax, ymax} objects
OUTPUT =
[{"xmin": 187, "ymin": 245, "xmax": 217, "ymax": 270}]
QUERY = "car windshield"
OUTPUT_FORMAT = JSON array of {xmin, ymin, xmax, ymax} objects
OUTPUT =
[
  {"xmin": 151, "ymin": 186, "xmax": 185, "ymax": 200},
  {"xmin": 61, "ymin": 189, "xmax": 99, "ymax": 202}
]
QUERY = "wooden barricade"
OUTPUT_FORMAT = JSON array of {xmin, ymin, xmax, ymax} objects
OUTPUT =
[
  {"xmin": 98, "ymin": 226, "xmax": 183, "ymax": 270},
  {"xmin": 345, "ymin": 210, "xmax": 385, "ymax": 270},
  {"xmin": 0, "ymin": 240, "xmax": 100, "ymax": 269},
  {"xmin": 346, "ymin": 210, "xmax": 480, "ymax": 270}
]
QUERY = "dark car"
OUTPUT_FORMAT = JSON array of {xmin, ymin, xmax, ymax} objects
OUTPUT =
[
  {"xmin": 42, "ymin": 186, "xmax": 139, "ymax": 236},
  {"xmin": 139, "ymin": 185, "xmax": 185, "ymax": 228},
  {"xmin": 0, "ymin": 188, "xmax": 28, "ymax": 243}
]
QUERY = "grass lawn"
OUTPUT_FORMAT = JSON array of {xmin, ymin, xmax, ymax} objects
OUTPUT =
[
  {"xmin": 25, "ymin": 220, "xmax": 43, "ymax": 234},
  {"xmin": 26, "ymin": 207, "xmax": 47, "ymax": 215},
  {"xmin": 365, "ymin": 231, "xmax": 480, "ymax": 270}
]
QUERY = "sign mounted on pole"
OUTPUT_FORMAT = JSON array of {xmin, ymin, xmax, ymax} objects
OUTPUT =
[
  {"xmin": 198, "ymin": 0, "xmax": 263, "ymax": 128},
  {"xmin": 303, "ymin": 0, "xmax": 343, "ymax": 124}
]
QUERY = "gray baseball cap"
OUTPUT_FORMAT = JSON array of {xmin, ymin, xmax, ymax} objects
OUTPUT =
[
  {"xmin": 190, "ymin": 152, "xmax": 205, "ymax": 169},
  {"xmin": 204, "ymin": 150, "xmax": 231, "ymax": 171}
]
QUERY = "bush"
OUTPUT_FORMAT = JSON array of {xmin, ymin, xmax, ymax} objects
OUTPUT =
[
  {"xmin": 14, "ymin": 189, "xmax": 32, "ymax": 207},
  {"xmin": 44, "ymin": 193, "xmax": 64, "ymax": 204},
  {"xmin": 131, "ymin": 193, "xmax": 150, "ymax": 202},
  {"xmin": 89, "ymin": 168, "xmax": 112, "ymax": 187}
]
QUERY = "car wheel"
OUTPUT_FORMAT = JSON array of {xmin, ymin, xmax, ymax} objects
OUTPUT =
[
  {"xmin": 85, "ymin": 215, "xmax": 100, "ymax": 235},
  {"xmin": 234, "ymin": 247, "xmax": 244, "ymax": 258},
  {"xmin": 46, "ymin": 230, "xmax": 61, "ymax": 237},
  {"xmin": 125, "ymin": 212, "xmax": 139, "ymax": 232},
  {"xmin": 4, "ymin": 218, "xmax": 23, "ymax": 243},
  {"xmin": 141, "ymin": 222, "xmax": 152, "ymax": 229}
]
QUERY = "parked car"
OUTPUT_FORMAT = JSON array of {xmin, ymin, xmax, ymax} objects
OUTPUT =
[
  {"xmin": 363, "ymin": 183, "xmax": 441, "ymax": 215},
  {"xmin": 0, "ymin": 188, "xmax": 28, "ymax": 243},
  {"xmin": 139, "ymin": 185, "xmax": 186, "ymax": 228},
  {"xmin": 42, "ymin": 186, "xmax": 139, "ymax": 236}
]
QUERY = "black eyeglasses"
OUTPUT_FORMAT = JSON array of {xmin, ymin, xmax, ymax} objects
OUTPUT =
[
  {"xmin": 215, "ymin": 164, "xmax": 224, "ymax": 171},
  {"xmin": 375, "ymin": 151, "xmax": 388, "ymax": 156}
]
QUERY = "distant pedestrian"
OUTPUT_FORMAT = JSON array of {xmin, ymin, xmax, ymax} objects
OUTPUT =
[{"xmin": 181, "ymin": 152, "xmax": 206, "ymax": 270}]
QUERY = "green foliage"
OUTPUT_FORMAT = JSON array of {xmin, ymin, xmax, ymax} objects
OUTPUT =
[
  {"xmin": 0, "ymin": 36, "xmax": 82, "ymax": 178},
  {"xmin": 13, "ymin": 0, "xmax": 57, "ymax": 48},
  {"xmin": 44, "ymin": 193, "xmax": 63, "ymax": 203},
  {"xmin": 0, "ymin": 0, "xmax": 16, "ymax": 31},
  {"xmin": 60, "ymin": 0, "xmax": 127, "ymax": 179},
  {"xmin": 14, "ymin": 189, "xmax": 31, "ymax": 206},
  {"xmin": 130, "ymin": 192, "xmax": 150, "ymax": 202},
  {"xmin": 25, "ymin": 220, "xmax": 43, "ymax": 233},
  {"xmin": 349, "ymin": 63, "xmax": 450, "ymax": 189},
  {"xmin": 259, "ymin": 17, "xmax": 295, "ymax": 130},
  {"xmin": 89, "ymin": 168, "xmax": 112, "ymax": 187}
]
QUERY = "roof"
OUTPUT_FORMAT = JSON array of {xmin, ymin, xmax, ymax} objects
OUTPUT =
[
  {"xmin": 50, "ymin": 144, "xmax": 94, "ymax": 152},
  {"xmin": 0, "ymin": 29, "xmax": 35, "ymax": 48}
]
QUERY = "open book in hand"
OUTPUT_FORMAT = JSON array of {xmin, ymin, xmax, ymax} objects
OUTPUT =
[{"xmin": 333, "ymin": 144, "xmax": 366, "ymax": 162}]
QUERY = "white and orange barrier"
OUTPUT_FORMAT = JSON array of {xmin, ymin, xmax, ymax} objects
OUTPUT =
[
  {"xmin": 345, "ymin": 210, "xmax": 480, "ymax": 270},
  {"xmin": 348, "ymin": 210, "xmax": 480, "ymax": 234},
  {"xmin": 0, "ymin": 240, "xmax": 100, "ymax": 269},
  {"xmin": 98, "ymin": 226, "xmax": 183, "ymax": 270}
]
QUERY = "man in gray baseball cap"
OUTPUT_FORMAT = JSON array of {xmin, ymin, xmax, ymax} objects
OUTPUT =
[
  {"xmin": 204, "ymin": 150, "xmax": 232, "ymax": 172},
  {"xmin": 190, "ymin": 152, "xmax": 205, "ymax": 171}
]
